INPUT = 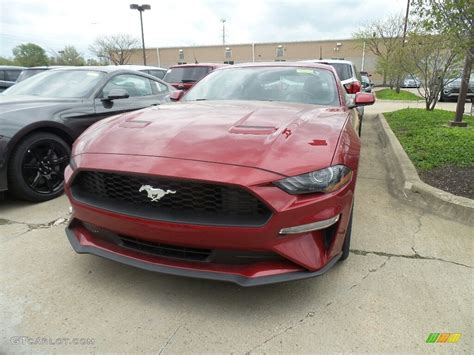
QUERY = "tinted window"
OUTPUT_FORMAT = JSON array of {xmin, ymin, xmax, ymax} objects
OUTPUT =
[
  {"xmin": 185, "ymin": 67, "xmax": 339, "ymax": 106},
  {"xmin": 147, "ymin": 70, "xmax": 166, "ymax": 79},
  {"xmin": 327, "ymin": 63, "xmax": 353, "ymax": 81},
  {"xmin": 102, "ymin": 74, "xmax": 153, "ymax": 97},
  {"xmin": 164, "ymin": 67, "xmax": 211, "ymax": 83},
  {"xmin": 5, "ymin": 70, "xmax": 22, "ymax": 81},
  {"xmin": 4, "ymin": 70, "xmax": 106, "ymax": 98}
]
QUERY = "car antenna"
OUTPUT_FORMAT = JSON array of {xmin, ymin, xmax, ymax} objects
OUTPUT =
[{"xmin": 193, "ymin": 51, "xmax": 198, "ymax": 64}]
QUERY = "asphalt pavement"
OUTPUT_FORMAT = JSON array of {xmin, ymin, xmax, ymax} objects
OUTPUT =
[{"xmin": 0, "ymin": 99, "xmax": 472, "ymax": 353}]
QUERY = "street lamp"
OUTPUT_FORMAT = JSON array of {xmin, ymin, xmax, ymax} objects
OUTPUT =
[{"xmin": 130, "ymin": 3, "xmax": 151, "ymax": 66}]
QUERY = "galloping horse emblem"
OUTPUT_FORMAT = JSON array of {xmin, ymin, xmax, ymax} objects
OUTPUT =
[{"xmin": 139, "ymin": 185, "xmax": 176, "ymax": 202}]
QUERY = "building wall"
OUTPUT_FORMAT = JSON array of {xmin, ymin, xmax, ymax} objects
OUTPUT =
[{"xmin": 128, "ymin": 39, "xmax": 383, "ymax": 84}]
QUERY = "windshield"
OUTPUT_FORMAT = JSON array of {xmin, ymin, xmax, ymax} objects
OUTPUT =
[
  {"xmin": 4, "ymin": 70, "xmax": 106, "ymax": 98},
  {"xmin": 164, "ymin": 67, "xmax": 211, "ymax": 83},
  {"xmin": 185, "ymin": 66, "xmax": 340, "ymax": 106}
]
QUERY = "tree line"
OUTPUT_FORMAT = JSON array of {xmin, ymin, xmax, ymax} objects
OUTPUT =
[{"xmin": 0, "ymin": 34, "xmax": 140, "ymax": 67}]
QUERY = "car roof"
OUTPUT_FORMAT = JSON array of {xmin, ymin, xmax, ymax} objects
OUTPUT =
[
  {"xmin": 168, "ymin": 63, "xmax": 227, "ymax": 69},
  {"xmin": 302, "ymin": 59, "xmax": 354, "ymax": 65},
  {"xmin": 114, "ymin": 65, "xmax": 167, "ymax": 71},
  {"xmin": 21, "ymin": 66, "xmax": 65, "ymax": 70},
  {"xmin": 215, "ymin": 61, "xmax": 337, "ymax": 71},
  {"xmin": 0, "ymin": 66, "xmax": 25, "ymax": 70}
]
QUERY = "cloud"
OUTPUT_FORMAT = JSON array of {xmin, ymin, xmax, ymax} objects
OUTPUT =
[{"xmin": 0, "ymin": 0, "xmax": 407, "ymax": 58}]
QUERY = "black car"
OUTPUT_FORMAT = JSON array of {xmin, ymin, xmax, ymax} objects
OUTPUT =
[
  {"xmin": 440, "ymin": 73, "xmax": 474, "ymax": 102},
  {"xmin": 15, "ymin": 66, "xmax": 61, "ymax": 83},
  {"xmin": 0, "ymin": 66, "xmax": 24, "ymax": 92},
  {"xmin": 0, "ymin": 66, "xmax": 175, "ymax": 202}
]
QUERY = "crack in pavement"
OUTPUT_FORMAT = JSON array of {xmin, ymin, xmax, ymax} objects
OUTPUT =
[
  {"xmin": 0, "ymin": 216, "xmax": 69, "ymax": 233},
  {"xmin": 350, "ymin": 256, "xmax": 390, "ymax": 290},
  {"xmin": 350, "ymin": 249, "xmax": 472, "ymax": 269},
  {"xmin": 247, "ymin": 255, "xmax": 392, "ymax": 354},
  {"xmin": 158, "ymin": 325, "xmax": 181, "ymax": 355}
]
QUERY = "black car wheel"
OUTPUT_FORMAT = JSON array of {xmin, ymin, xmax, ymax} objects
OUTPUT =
[
  {"xmin": 339, "ymin": 206, "xmax": 353, "ymax": 261},
  {"xmin": 439, "ymin": 91, "xmax": 446, "ymax": 102},
  {"xmin": 8, "ymin": 132, "xmax": 70, "ymax": 202}
]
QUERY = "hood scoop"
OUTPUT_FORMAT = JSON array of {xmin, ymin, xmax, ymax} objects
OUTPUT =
[{"xmin": 229, "ymin": 125, "xmax": 278, "ymax": 135}]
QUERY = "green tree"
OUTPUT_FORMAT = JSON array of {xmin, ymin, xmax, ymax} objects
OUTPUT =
[
  {"xmin": 400, "ymin": 30, "xmax": 460, "ymax": 110},
  {"xmin": 12, "ymin": 43, "xmax": 49, "ymax": 66},
  {"xmin": 411, "ymin": 0, "xmax": 473, "ymax": 125},
  {"xmin": 52, "ymin": 46, "xmax": 85, "ymax": 66},
  {"xmin": 0, "ymin": 56, "xmax": 18, "ymax": 65}
]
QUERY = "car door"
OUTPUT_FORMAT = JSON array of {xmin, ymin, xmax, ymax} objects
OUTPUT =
[{"xmin": 94, "ymin": 73, "xmax": 170, "ymax": 118}]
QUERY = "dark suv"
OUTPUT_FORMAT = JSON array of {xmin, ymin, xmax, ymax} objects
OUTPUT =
[{"xmin": 163, "ymin": 63, "xmax": 226, "ymax": 92}]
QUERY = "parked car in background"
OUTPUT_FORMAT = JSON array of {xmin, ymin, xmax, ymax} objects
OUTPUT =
[
  {"xmin": 0, "ymin": 66, "xmax": 175, "ymax": 202},
  {"xmin": 64, "ymin": 62, "xmax": 375, "ymax": 286},
  {"xmin": 440, "ymin": 73, "xmax": 474, "ymax": 102},
  {"xmin": 361, "ymin": 74, "xmax": 373, "ymax": 92},
  {"xmin": 0, "ymin": 66, "xmax": 24, "ymax": 92},
  {"xmin": 163, "ymin": 63, "xmax": 226, "ymax": 91},
  {"xmin": 401, "ymin": 75, "xmax": 421, "ymax": 88},
  {"xmin": 302, "ymin": 59, "xmax": 364, "ymax": 124},
  {"xmin": 117, "ymin": 65, "xmax": 167, "ymax": 80}
]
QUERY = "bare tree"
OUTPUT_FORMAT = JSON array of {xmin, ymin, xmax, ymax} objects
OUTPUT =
[
  {"xmin": 353, "ymin": 15, "xmax": 406, "ymax": 86},
  {"xmin": 89, "ymin": 34, "xmax": 139, "ymax": 65},
  {"xmin": 401, "ymin": 32, "xmax": 460, "ymax": 110}
]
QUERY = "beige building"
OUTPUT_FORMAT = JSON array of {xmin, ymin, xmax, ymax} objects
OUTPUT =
[{"xmin": 128, "ymin": 38, "xmax": 382, "ymax": 84}]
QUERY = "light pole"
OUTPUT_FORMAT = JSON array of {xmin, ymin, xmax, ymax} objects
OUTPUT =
[
  {"xmin": 130, "ymin": 3, "xmax": 151, "ymax": 66},
  {"xmin": 221, "ymin": 19, "xmax": 226, "ymax": 45}
]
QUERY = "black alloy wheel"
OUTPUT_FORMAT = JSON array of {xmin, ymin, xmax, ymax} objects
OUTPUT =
[{"xmin": 8, "ymin": 132, "xmax": 71, "ymax": 202}]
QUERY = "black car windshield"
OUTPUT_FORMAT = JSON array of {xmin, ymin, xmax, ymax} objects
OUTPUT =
[
  {"xmin": 185, "ymin": 66, "xmax": 340, "ymax": 106},
  {"xmin": 4, "ymin": 70, "xmax": 106, "ymax": 98},
  {"xmin": 164, "ymin": 67, "xmax": 211, "ymax": 83}
]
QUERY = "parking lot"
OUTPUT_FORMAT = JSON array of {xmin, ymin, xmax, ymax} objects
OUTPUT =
[{"xmin": 1, "ymin": 98, "xmax": 472, "ymax": 353}]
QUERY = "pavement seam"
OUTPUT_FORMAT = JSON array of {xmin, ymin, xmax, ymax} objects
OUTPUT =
[{"xmin": 350, "ymin": 249, "xmax": 472, "ymax": 269}]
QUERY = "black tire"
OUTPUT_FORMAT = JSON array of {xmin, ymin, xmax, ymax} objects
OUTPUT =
[
  {"xmin": 339, "ymin": 207, "xmax": 353, "ymax": 261},
  {"xmin": 358, "ymin": 117, "xmax": 363, "ymax": 137},
  {"xmin": 8, "ymin": 132, "xmax": 70, "ymax": 202},
  {"xmin": 439, "ymin": 92, "xmax": 446, "ymax": 102}
]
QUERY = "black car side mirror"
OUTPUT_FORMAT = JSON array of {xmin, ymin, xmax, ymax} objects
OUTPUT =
[{"xmin": 102, "ymin": 89, "xmax": 130, "ymax": 101}]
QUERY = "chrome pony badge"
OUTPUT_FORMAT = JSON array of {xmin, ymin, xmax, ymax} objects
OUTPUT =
[{"xmin": 139, "ymin": 185, "xmax": 176, "ymax": 202}]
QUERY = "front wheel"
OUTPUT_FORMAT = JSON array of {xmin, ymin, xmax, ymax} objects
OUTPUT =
[
  {"xmin": 8, "ymin": 132, "xmax": 70, "ymax": 202},
  {"xmin": 339, "ymin": 207, "xmax": 353, "ymax": 261}
]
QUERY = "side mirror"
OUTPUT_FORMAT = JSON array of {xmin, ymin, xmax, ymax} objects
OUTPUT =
[
  {"xmin": 353, "ymin": 92, "xmax": 375, "ymax": 106},
  {"xmin": 102, "ymin": 88, "xmax": 129, "ymax": 101},
  {"xmin": 169, "ymin": 90, "xmax": 184, "ymax": 101}
]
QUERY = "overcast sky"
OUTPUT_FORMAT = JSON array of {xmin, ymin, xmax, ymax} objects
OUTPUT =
[{"xmin": 1, "ymin": 0, "xmax": 408, "ymax": 59}]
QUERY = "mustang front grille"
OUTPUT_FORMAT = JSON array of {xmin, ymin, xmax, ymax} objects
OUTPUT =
[{"xmin": 71, "ymin": 171, "xmax": 272, "ymax": 226}]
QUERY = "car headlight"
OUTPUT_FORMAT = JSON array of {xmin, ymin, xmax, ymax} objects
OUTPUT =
[{"xmin": 274, "ymin": 165, "xmax": 353, "ymax": 194}]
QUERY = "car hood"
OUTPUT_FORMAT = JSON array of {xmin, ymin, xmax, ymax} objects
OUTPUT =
[{"xmin": 76, "ymin": 101, "xmax": 349, "ymax": 176}]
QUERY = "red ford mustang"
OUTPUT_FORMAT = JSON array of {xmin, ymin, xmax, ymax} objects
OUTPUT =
[{"xmin": 64, "ymin": 63, "xmax": 374, "ymax": 286}]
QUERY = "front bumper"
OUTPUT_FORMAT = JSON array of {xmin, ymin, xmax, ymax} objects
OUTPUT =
[
  {"xmin": 66, "ymin": 224, "xmax": 342, "ymax": 286},
  {"xmin": 65, "ymin": 153, "xmax": 355, "ymax": 286}
]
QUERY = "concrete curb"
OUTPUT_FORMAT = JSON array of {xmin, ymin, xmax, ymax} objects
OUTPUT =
[{"xmin": 376, "ymin": 113, "xmax": 474, "ymax": 224}]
